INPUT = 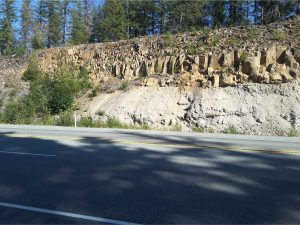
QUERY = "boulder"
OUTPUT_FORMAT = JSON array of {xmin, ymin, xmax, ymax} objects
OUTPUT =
[
  {"xmin": 285, "ymin": 50, "xmax": 296, "ymax": 67},
  {"xmin": 242, "ymin": 58, "xmax": 258, "ymax": 75},
  {"xmin": 144, "ymin": 77, "xmax": 159, "ymax": 87},
  {"xmin": 261, "ymin": 46, "xmax": 276, "ymax": 70},
  {"xmin": 280, "ymin": 71, "xmax": 293, "ymax": 82},
  {"xmin": 276, "ymin": 46, "xmax": 286, "ymax": 64},
  {"xmin": 290, "ymin": 68, "xmax": 300, "ymax": 78},
  {"xmin": 212, "ymin": 75, "xmax": 220, "ymax": 87},
  {"xmin": 219, "ymin": 73, "xmax": 237, "ymax": 87},
  {"xmin": 269, "ymin": 72, "xmax": 282, "ymax": 83}
]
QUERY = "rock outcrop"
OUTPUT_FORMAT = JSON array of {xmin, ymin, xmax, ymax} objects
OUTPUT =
[
  {"xmin": 84, "ymin": 81, "xmax": 300, "ymax": 135},
  {"xmin": 37, "ymin": 17, "xmax": 300, "ymax": 89}
]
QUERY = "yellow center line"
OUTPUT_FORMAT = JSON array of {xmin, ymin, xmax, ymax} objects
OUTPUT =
[{"xmin": 2, "ymin": 133, "xmax": 300, "ymax": 155}]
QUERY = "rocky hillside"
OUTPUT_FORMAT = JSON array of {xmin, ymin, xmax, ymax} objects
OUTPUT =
[
  {"xmin": 0, "ymin": 56, "xmax": 28, "ymax": 111},
  {"xmin": 1, "ymin": 17, "xmax": 300, "ymax": 135},
  {"xmin": 38, "ymin": 16, "xmax": 300, "ymax": 89}
]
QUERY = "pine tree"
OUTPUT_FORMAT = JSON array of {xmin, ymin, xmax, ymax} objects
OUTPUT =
[
  {"xmin": 128, "ymin": 0, "xmax": 158, "ymax": 37},
  {"xmin": 32, "ymin": 0, "xmax": 48, "ymax": 49},
  {"xmin": 61, "ymin": 0, "xmax": 70, "ymax": 44},
  {"xmin": 210, "ymin": 1, "xmax": 226, "ymax": 27},
  {"xmin": 47, "ymin": 0, "xmax": 63, "ymax": 48},
  {"xmin": 227, "ymin": 0, "xmax": 246, "ymax": 26},
  {"xmin": 70, "ymin": 1, "xmax": 89, "ymax": 45},
  {"xmin": 83, "ymin": 0, "xmax": 92, "ymax": 39},
  {"xmin": 20, "ymin": 0, "xmax": 32, "ymax": 50},
  {"xmin": 96, "ymin": 0, "xmax": 128, "ymax": 42},
  {"xmin": 0, "ymin": 0, "xmax": 16, "ymax": 55},
  {"xmin": 167, "ymin": 0, "xmax": 207, "ymax": 33}
]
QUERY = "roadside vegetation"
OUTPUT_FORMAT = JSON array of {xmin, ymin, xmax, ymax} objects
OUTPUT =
[{"xmin": 0, "ymin": 55, "xmax": 91, "ymax": 125}]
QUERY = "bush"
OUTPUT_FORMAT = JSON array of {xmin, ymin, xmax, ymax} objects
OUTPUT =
[
  {"xmin": 55, "ymin": 111, "xmax": 74, "ymax": 126},
  {"xmin": 271, "ymin": 29, "xmax": 286, "ymax": 40},
  {"xmin": 223, "ymin": 126, "xmax": 243, "ymax": 134},
  {"xmin": 120, "ymin": 81, "xmax": 129, "ymax": 91},
  {"xmin": 192, "ymin": 126, "xmax": 205, "ymax": 133},
  {"xmin": 239, "ymin": 51, "xmax": 248, "ymax": 64},
  {"xmin": 47, "ymin": 81, "xmax": 75, "ymax": 114},
  {"xmin": 163, "ymin": 31, "xmax": 173, "ymax": 47},
  {"xmin": 107, "ymin": 117, "xmax": 125, "ymax": 128},
  {"xmin": 23, "ymin": 55, "xmax": 42, "ymax": 82}
]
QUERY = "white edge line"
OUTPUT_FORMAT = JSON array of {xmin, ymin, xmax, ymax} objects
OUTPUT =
[
  {"xmin": 0, "ymin": 151, "xmax": 56, "ymax": 157},
  {"xmin": 0, "ymin": 202, "xmax": 141, "ymax": 225}
]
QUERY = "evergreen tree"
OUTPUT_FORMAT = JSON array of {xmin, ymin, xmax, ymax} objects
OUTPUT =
[
  {"xmin": 32, "ymin": 0, "xmax": 48, "ymax": 49},
  {"xmin": 70, "ymin": 1, "xmax": 89, "ymax": 45},
  {"xmin": 227, "ymin": 0, "xmax": 246, "ymax": 26},
  {"xmin": 210, "ymin": 1, "xmax": 226, "ymax": 27},
  {"xmin": 0, "ymin": 0, "xmax": 16, "ymax": 55},
  {"xmin": 128, "ymin": 0, "xmax": 158, "ymax": 37},
  {"xmin": 166, "ymin": 0, "xmax": 207, "ymax": 33},
  {"xmin": 61, "ymin": 0, "xmax": 70, "ymax": 44},
  {"xmin": 96, "ymin": 0, "xmax": 128, "ymax": 42},
  {"xmin": 20, "ymin": 0, "xmax": 32, "ymax": 50},
  {"xmin": 83, "ymin": 0, "xmax": 92, "ymax": 39},
  {"xmin": 47, "ymin": 0, "xmax": 63, "ymax": 48}
]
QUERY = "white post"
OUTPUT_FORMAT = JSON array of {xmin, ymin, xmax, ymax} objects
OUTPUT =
[{"xmin": 74, "ymin": 113, "xmax": 77, "ymax": 128}]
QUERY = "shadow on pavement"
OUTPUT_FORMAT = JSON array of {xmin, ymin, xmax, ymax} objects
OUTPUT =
[{"xmin": 0, "ymin": 132, "xmax": 300, "ymax": 224}]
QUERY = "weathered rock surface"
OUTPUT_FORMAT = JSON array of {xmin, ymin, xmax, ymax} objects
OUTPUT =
[
  {"xmin": 37, "ymin": 17, "xmax": 300, "ymax": 89},
  {"xmin": 83, "ymin": 80, "xmax": 300, "ymax": 135},
  {"xmin": 0, "ymin": 56, "xmax": 28, "ymax": 111}
]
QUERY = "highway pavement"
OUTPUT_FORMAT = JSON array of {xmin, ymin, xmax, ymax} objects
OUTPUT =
[{"xmin": 0, "ymin": 124, "xmax": 300, "ymax": 224}]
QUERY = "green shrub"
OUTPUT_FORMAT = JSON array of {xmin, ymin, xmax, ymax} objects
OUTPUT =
[
  {"xmin": 47, "ymin": 81, "xmax": 75, "ymax": 114},
  {"xmin": 248, "ymin": 27, "xmax": 259, "ymax": 39},
  {"xmin": 223, "ymin": 126, "xmax": 242, "ymax": 134},
  {"xmin": 286, "ymin": 129, "xmax": 299, "ymax": 137},
  {"xmin": 55, "ymin": 111, "xmax": 74, "ymax": 126},
  {"xmin": 191, "ymin": 27, "xmax": 198, "ymax": 36},
  {"xmin": 78, "ymin": 117, "xmax": 96, "ymax": 128},
  {"xmin": 271, "ymin": 29, "xmax": 285, "ymax": 40},
  {"xmin": 107, "ymin": 117, "xmax": 125, "ymax": 128},
  {"xmin": 239, "ymin": 51, "xmax": 248, "ymax": 64},
  {"xmin": 192, "ymin": 126, "xmax": 205, "ymax": 133},
  {"xmin": 23, "ymin": 55, "xmax": 42, "ymax": 82},
  {"xmin": 163, "ymin": 31, "xmax": 173, "ymax": 47},
  {"xmin": 120, "ymin": 81, "xmax": 129, "ymax": 91}
]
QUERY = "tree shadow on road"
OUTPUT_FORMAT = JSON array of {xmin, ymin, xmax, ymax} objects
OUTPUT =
[{"xmin": 0, "ymin": 131, "xmax": 300, "ymax": 224}]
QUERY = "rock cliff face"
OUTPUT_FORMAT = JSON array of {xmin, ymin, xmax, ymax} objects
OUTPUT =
[
  {"xmin": 82, "ymin": 81, "xmax": 300, "ymax": 135},
  {"xmin": 38, "ymin": 17, "xmax": 300, "ymax": 89}
]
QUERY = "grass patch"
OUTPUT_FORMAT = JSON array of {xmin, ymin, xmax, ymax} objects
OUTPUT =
[
  {"xmin": 192, "ymin": 126, "xmax": 205, "ymax": 133},
  {"xmin": 223, "ymin": 125, "xmax": 243, "ymax": 135},
  {"xmin": 77, "ymin": 117, "xmax": 151, "ymax": 130}
]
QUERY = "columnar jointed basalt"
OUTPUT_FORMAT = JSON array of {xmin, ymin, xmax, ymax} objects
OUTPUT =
[{"xmin": 37, "ymin": 17, "xmax": 300, "ymax": 89}]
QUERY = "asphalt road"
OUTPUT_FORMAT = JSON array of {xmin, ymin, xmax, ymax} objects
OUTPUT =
[{"xmin": 0, "ymin": 124, "xmax": 300, "ymax": 224}]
